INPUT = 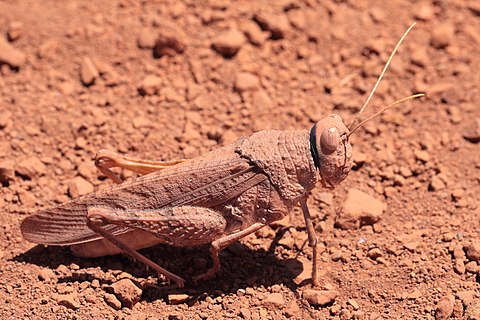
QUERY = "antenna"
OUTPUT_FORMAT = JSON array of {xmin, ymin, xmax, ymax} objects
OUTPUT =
[
  {"xmin": 348, "ymin": 22, "xmax": 417, "ymax": 131},
  {"xmin": 348, "ymin": 93, "xmax": 425, "ymax": 137}
]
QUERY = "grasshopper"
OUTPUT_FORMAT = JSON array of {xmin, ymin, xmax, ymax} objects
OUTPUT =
[{"xmin": 20, "ymin": 24, "xmax": 423, "ymax": 288}]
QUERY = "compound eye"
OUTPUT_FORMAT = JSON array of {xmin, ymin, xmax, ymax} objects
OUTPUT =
[{"xmin": 320, "ymin": 126, "xmax": 339, "ymax": 153}]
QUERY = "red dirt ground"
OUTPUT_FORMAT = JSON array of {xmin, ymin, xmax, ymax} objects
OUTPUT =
[{"xmin": 1, "ymin": 1, "xmax": 479, "ymax": 319}]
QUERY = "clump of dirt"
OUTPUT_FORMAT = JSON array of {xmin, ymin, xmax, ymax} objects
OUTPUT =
[{"xmin": 0, "ymin": 1, "xmax": 479, "ymax": 319}]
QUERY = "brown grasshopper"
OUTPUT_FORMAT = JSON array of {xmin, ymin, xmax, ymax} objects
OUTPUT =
[{"xmin": 20, "ymin": 24, "xmax": 423, "ymax": 288}]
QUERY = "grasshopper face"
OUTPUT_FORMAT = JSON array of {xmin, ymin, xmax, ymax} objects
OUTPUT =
[{"xmin": 310, "ymin": 114, "xmax": 353, "ymax": 188}]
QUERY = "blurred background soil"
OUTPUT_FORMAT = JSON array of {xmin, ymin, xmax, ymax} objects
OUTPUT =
[{"xmin": 0, "ymin": 0, "xmax": 479, "ymax": 319}]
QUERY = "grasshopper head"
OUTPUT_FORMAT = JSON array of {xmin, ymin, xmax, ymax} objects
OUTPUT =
[{"xmin": 310, "ymin": 114, "xmax": 353, "ymax": 188}]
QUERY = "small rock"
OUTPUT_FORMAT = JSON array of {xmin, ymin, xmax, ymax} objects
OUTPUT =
[
  {"xmin": 252, "ymin": 90, "xmax": 273, "ymax": 109},
  {"xmin": 80, "ymin": 57, "xmax": 99, "ymax": 86},
  {"xmin": 17, "ymin": 189, "xmax": 36, "ymax": 207},
  {"xmin": 465, "ymin": 302, "xmax": 480, "ymax": 320},
  {"xmin": 57, "ymin": 294, "xmax": 81, "ymax": 310},
  {"xmin": 457, "ymin": 290, "xmax": 475, "ymax": 307},
  {"xmin": 68, "ymin": 176, "xmax": 94, "ymax": 198},
  {"xmin": 234, "ymin": 72, "xmax": 260, "ymax": 93},
  {"xmin": 336, "ymin": 188, "xmax": 385, "ymax": 230},
  {"xmin": 212, "ymin": 29, "xmax": 245, "ymax": 57},
  {"xmin": 240, "ymin": 20, "xmax": 267, "ymax": 46},
  {"xmin": 283, "ymin": 301, "xmax": 300, "ymax": 317},
  {"xmin": 407, "ymin": 289, "xmax": 422, "ymax": 300},
  {"xmin": 429, "ymin": 175, "xmax": 446, "ymax": 191},
  {"xmin": 465, "ymin": 261, "xmax": 478, "ymax": 273},
  {"xmin": 138, "ymin": 75, "xmax": 162, "ymax": 95},
  {"xmin": 410, "ymin": 47, "xmax": 429, "ymax": 67},
  {"xmin": 0, "ymin": 160, "xmax": 15, "ymax": 184},
  {"xmin": 154, "ymin": 33, "xmax": 186, "ymax": 58},
  {"xmin": 104, "ymin": 293, "xmax": 122, "ymax": 310},
  {"xmin": 16, "ymin": 157, "xmax": 46, "ymax": 179},
  {"xmin": 414, "ymin": 3, "xmax": 435, "ymax": 21},
  {"xmin": 254, "ymin": 13, "xmax": 290, "ymax": 39},
  {"xmin": 367, "ymin": 248, "xmax": 383, "ymax": 260},
  {"xmin": 38, "ymin": 268, "xmax": 56, "ymax": 281},
  {"xmin": 303, "ymin": 289, "xmax": 338, "ymax": 306},
  {"xmin": 414, "ymin": 149, "xmax": 430, "ymax": 162},
  {"xmin": 316, "ymin": 192, "xmax": 333, "ymax": 206},
  {"xmin": 431, "ymin": 23, "xmax": 455, "ymax": 49},
  {"xmin": 465, "ymin": 242, "xmax": 480, "ymax": 262},
  {"xmin": 0, "ymin": 110, "xmax": 12, "ymax": 129},
  {"xmin": 85, "ymin": 294, "xmax": 97, "ymax": 304},
  {"xmin": 132, "ymin": 116, "xmax": 150, "ymax": 129},
  {"xmin": 137, "ymin": 28, "xmax": 157, "ymax": 49},
  {"xmin": 347, "ymin": 298, "xmax": 359, "ymax": 310},
  {"xmin": 7, "ymin": 21, "xmax": 23, "ymax": 41},
  {"xmin": 0, "ymin": 37, "xmax": 26, "ymax": 68},
  {"xmin": 463, "ymin": 118, "xmax": 480, "ymax": 143},
  {"xmin": 168, "ymin": 294, "xmax": 189, "ymax": 305},
  {"xmin": 240, "ymin": 307, "xmax": 252, "ymax": 319},
  {"xmin": 435, "ymin": 294, "xmax": 455, "ymax": 320},
  {"xmin": 110, "ymin": 279, "xmax": 142, "ymax": 308},
  {"xmin": 263, "ymin": 292, "xmax": 285, "ymax": 309},
  {"xmin": 454, "ymin": 260, "xmax": 466, "ymax": 275}
]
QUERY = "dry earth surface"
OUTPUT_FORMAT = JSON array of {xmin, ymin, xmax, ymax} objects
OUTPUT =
[{"xmin": 1, "ymin": 0, "xmax": 480, "ymax": 319}]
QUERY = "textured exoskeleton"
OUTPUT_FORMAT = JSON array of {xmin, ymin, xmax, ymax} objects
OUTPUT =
[{"xmin": 21, "ymin": 115, "xmax": 353, "ymax": 287}]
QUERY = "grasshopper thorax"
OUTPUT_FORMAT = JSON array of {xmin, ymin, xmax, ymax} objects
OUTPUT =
[{"xmin": 309, "ymin": 114, "xmax": 353, "ymax": 188}]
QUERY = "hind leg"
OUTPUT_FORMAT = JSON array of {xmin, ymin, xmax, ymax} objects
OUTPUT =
[{"xmin": 94, "ymin": 149, "xmax": 185, "ymax": 184}]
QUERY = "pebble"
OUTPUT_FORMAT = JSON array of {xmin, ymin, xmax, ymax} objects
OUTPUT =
[
  {"xmin": 68, "ymin": 176, "xmax": 94, "ymax": 198},
  {"xmin": 463, "ymin": 118, "xmax": 480, "ymax": 143},
  {"xmin": 0, "ymin": 110, "xmax": 12, "ymax": 128},
  {"xmin": 0, "ymin": 37, "xmax": 26, "ymax": 68},
  {"xmin": 464, "ymin": 242, "xmax": 480, "ymax": 262},
  {"xmin": 38, "ymin": 268, "xmax": 56, "ymax": 281},
  {"xmin": 7, "ymin": 21, "xmax": 23, "ymax": 41},
  {"xmin": 168, "ymin": 294, "xmax": 189, "ymax": 305},
  {"xmin": 465, "ymin": 261, "xmax": 478, "ymax": 273},
  {"xmin": 254, "ymin": 12, "xmax": 290, "ymax": 39},
  {"xmin": 454, "ymin": 260, "xmax": 465, "ymax": 275},
  {"xmin": 234, "ymin": 72, "xmax": 260, "ymax": 93},
  {"xmin": 137, "ymin": 28, "xmax": 157, "ymax": 49},
  {"xmin": 138, "ymin": 75, "xmax": 162, "ymax": 95},
  {"xmin": 431, "ymin": 23, "xmax": 455, "ymax": 49},
  {"xmin": 414, "ymin": 149, "xmax": 430, "ymax": 163},
  {"xmin": 80, "ymin": 57, "xmax": 99, "ymax": 86},
  {"xmin": 110, "ymin": 278, "xmax": 143, "ymax": 308},
  {"xmin": 104, "ymin": 293, "xmax": 122, "ymax": 310},
  {"xmin": 252, "ymin": 90, "xmax": 273, "ymax": 109},
  {"xmin": 465, "ymin": 302, "xmax": 480, "ymax": 319},
  {"xmin": 347, "ymin": 299, "xmax": 359, "ymax": 310},
  {"xmin": 414, "ymin": 3, "xmax": 436, "ymax": 21},
  {"xmin": 57, "ymin": 294, "xmax": 81, "ymax": 310},
  {"xmin": 429, "ymin": 175, "xmax": 446, "ymax": 191},
  {"xmin": 154, "ymin": 32, "xmax": 186, "ymax": 58},
  {"xmin": 302, "ymin": 289, "xmax": 338, "ymax": 306},
  {"xmin": 410, "ymin": 47, "xmax": 429, "ymax": 67},
  {"xmin": 17, "ymin": 189, "xmax": 36, "ymax": 207},
  {"xmin": 457, "ymin": 290, "xmax": 475, "ymax": 307},
  {"xmin": 336, "ymin": 188, "xmax": 385, "ymax": 230},
  {"xmin": 407, "ymin": 289, "xmax": 423, "ymax": 300},
  {"xmin": 0, "ymin": 160, "xmax": 15, "ymax": 184},
  {"xmin": 263, "ymin": 292, "xmax": 285, "ymax": 309},
  {"xmin": 16, "ymin": 157, "xmax": 46, "ymax": 179},
  {"xmin": 367, "ymin": 248, "xmax": 383, "ymax": 260},
  {"xmin": 212, "ymin": 29, "xmax": 245, "ymax": 57},
  {"xmin": 435, "ymin": 294, "xmax": 455, "ymax": 320},
  {"xmin": 240, "ymin": 20, "xmax": 267, "ymax": 46}
]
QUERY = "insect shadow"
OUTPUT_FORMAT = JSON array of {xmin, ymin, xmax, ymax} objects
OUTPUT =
[{"xmin": 12, "ymin": 231, "xmax": 305, "ymax": 300}]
